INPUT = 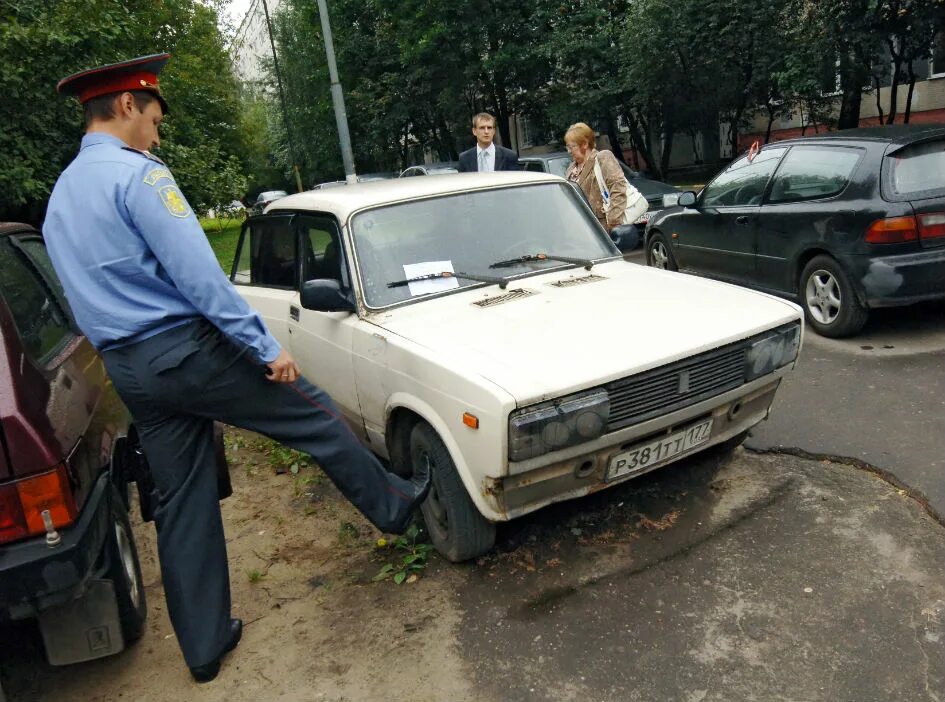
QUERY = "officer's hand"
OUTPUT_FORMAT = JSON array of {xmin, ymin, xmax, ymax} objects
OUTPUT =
[{"xmin": 266, "ymin": 349, "xmax": 301, "ymax": 383}]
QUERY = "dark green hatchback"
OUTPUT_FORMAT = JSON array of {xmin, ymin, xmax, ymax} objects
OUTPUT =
[{"xmin": 645, "ymin": 125, "xmax": 945, "ymax": 337}]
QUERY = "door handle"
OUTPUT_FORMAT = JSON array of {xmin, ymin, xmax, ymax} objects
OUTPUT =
[
  {"xmin": 735, "ymin": 216, "xmax": 750, "ymax": 226},
  {"xmin": 289, "ymin": 305, "xmax": 300, "ymax": 322}
]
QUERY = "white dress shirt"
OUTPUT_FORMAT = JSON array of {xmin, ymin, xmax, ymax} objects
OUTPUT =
[{"xmin": 477, "ymin": 143, "xmax": 496, "ymax": 172}]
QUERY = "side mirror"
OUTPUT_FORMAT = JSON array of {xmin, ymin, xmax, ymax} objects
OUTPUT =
[
  {"xmin": 301, "ymin": 279, "xmax": 355, "ymax": 313},
  {"xmin": 610, "ymin": 223, "xmax": 640, "ymax": 252},
  {"xmin": 678, "ymin": 191, "xmax": 697, "ymax": 207}
]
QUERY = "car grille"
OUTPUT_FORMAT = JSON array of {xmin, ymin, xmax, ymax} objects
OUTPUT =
[{"xmin": 604, "ymin": 342, "xmax": 748, "ymax": 432}]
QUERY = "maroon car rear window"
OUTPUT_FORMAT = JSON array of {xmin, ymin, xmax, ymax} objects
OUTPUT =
[
  {"xmin": 0, "ymin": 240, "xmax": 74, "ymax": 365},
  {"xmin": 887, "ymin": 140, "xmax": 945, "ymax": 198}
]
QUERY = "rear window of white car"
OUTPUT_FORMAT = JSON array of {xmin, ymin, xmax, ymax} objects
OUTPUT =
[{"xmin": 886, "ymin": 139, "xmax": 945, "ymax": 199}]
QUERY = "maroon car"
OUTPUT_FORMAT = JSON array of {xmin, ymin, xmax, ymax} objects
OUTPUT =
[{"xmin": 0, "ymin": 222, "xmax": 146, "ymax": 666}]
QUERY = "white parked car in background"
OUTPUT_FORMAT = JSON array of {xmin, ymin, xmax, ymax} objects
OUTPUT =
[{"xmin": 234, "ymin": 173, "xmax": 803, "ymax": 561}]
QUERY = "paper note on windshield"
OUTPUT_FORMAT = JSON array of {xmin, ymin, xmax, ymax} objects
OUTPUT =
[{"xmin": 403, "ymin": 260, "xmax": 460, "ymax": 297}]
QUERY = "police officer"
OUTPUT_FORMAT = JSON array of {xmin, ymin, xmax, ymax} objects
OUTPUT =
[{"xmin": 44, "ymin": 54, "xmax": 430, "ymax": 683}]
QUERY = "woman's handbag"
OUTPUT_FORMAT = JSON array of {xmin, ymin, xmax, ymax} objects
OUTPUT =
[{"xmin": 593, "ymin": 156, "xmax": 648, "ymax": 225}]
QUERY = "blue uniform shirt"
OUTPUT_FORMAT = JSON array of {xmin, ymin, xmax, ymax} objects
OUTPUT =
[{"xmin": 43, "ymin": 132, "xmax": 281, "ymax": 363}]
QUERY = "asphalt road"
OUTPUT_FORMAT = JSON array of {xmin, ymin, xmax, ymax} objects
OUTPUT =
[{"xmin": 746, "ymin": 299, "xmax": 945, "ymax": 517}]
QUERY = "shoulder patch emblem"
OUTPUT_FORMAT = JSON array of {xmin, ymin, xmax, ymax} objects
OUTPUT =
[
  {"xmin": 158, "ymin": 185, "xmax": 191, "ymax": 218},
  {"xmin": 144, "ymin": 167, "xmax": 173, "ymax": 186}
]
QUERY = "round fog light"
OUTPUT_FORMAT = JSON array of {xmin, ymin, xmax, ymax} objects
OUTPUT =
[{"xmin": 575, "ymin": 411, "xmax": 604, "ymax": 438}]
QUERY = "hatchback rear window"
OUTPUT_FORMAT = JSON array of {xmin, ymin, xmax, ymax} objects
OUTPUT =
[
  {"xmin": 767, "ymin": 146, "xmax": 861, "ymax": 203},
  {"xmin": 887, "ymin": 140, "xmax": 945, "ymax": 199}
]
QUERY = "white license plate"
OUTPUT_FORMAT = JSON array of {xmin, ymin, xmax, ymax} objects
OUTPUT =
[{"xmin": 605, "ymin": 418, "xmax": 714, "ymax": 482}]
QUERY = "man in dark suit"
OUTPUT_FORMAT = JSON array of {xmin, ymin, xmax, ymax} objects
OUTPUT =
[{"xmin": 458, "ymin": 112, "xmax": 519, "ymax": 172}]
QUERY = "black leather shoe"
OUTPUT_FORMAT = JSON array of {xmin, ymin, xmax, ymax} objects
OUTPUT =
[
  {"xmin": 390, "ymin": 465, "xmax": 433, "ymax": 534},
  {"xmin": 189, "ymin": 618, "xmax": 243, "ymax": 683}
]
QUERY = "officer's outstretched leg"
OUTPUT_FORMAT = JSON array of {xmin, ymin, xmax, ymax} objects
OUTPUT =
[{"xmin": 185, "ymin": 324, "xmax": 424, "ymax": 534}]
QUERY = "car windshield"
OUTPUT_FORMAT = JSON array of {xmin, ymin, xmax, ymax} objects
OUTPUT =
[
  {"xmin": 887, "ymin": 139, "xmax": 945, "ymax": 198},
  {"xmin": 350, "ymin": 182, "xmax": 616, "ymax": 307}
]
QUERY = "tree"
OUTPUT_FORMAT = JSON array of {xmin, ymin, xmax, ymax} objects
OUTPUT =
[{"xmin": 0, "ymin": 0, "xmax": 248, "ymax": 223}]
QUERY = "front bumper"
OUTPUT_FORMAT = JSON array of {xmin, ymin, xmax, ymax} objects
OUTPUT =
[
  {"xmin": 491, "ymin": 374, "xmax": 784, "ymax": 520},
  {"xmin": 851, "ymin": 247, "xmax": 945, "ymax": 308},
  {"xmin": 0, "ymin": 473, "xmax": 112, "ymax": 621}
]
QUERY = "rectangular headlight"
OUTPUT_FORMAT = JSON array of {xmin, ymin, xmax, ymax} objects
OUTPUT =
[
  {"xmin": 745, "ymin": 323, "xmax": 801, "ymax": 381},
  {"xmin": 509, "ymin": 389, "xmax": 609, "ymax": 462}
]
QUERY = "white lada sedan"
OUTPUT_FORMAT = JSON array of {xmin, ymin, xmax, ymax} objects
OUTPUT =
[{"xmin": 232, "ymin": 172, "xmax": 802, "ymax": 561}]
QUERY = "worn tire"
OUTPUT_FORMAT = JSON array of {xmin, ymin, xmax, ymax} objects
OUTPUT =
[
  {"xmin": 410, "ymin": 423, "xmax": 496, "ymax": 562},
  {"xmin": 800, "ymin": 255, "xmax": 868, "ymax": 338},
  {"xmin": 104, "ymin": 487, "xmax": 147, "ymax": 644},
  {"xmin": 646, "ymin": 232, "xmax": 678, "ymax": 271}
]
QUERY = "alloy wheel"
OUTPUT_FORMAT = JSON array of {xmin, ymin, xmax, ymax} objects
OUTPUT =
[
  {"xmin": 805, "ymin": 269, "xmax": 842, "ymax": 325},
  {"xmin": 650, "ymin": 241, "xmax": 670, "ymax": 269}
]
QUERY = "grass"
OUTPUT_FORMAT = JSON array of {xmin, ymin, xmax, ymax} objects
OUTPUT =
[{"xmin": 200, "ymin": 217, "xmax": 243, "ymax": 271}]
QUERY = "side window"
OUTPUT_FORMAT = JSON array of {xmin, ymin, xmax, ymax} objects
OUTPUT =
[
  {"xmin": 701, "ymin": 148, "xmax": 786, "ymax": 207},
  {"xmin": 767, "ymin": 146, "xmax": 861, "ymax": 204},
  {"xmin": 300, "ymin": 217, "xmax": 345, "ymax": 285},
  {"xmin": 0, "ymin": 238, "xmax": 74, "ymax": 365},
  {"xmin": 232, "ymin": 217, "xmax": 298, "ymax": 289},
  {"xmin": 523, "ymin": 162, "xmax": 545, "ymax": 173}
]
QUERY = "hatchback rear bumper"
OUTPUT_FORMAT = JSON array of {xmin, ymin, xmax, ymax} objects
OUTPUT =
[
  {"xmin": 0, "ymin": 473, "xmax": 112, "ymax": 621},
  {"xmin": 848, "ymin": 247, "xmax": 945, "ymax": 307}
]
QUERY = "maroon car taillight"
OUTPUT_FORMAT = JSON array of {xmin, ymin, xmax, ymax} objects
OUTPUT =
[
  {"xmin": 865, "ymin": 215, "xmax": 919, "ymax": 243},
  {"xmin": 0, "ymin": 464, "xmax": 77, "ymax": 545},
  {"xmin": 918, "ymin": 212, "xmax": 945, "ymax": 241}
]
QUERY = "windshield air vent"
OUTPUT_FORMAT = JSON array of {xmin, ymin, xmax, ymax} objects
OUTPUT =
[
  {"xmin": 473, "ymin": 288, "xmax": 535, "ymax": 307},
  {"xmin": 548, "ymin": 274, "xmax": 606, "ymax": 288}
]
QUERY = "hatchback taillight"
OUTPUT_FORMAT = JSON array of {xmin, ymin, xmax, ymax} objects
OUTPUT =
[
  {"xmin": 0, "ymin": 465, "xmax": 77, "ymax": 545},
  {"xmin": 865, "ymin": 216, "xmax": 919, "ymax": 243},
  {"xmin": 918, "ymin": 212, "xmax": 945, "ymax": 241}
]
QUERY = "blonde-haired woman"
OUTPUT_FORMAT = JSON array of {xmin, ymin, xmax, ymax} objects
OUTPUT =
[{"xmin": 564, "ymin": 122, "xmax": 630, "ymax": 233}]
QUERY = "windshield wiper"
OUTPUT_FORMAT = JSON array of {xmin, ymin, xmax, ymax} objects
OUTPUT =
[
  {"xmin": 387, "ymin": 270, "xmax": 509, "ymax": 289},
  {"xmin": 488, "ymin": 253, "xmax": 595, "ymax": 271}
]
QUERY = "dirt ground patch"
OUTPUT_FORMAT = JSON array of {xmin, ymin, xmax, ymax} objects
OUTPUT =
[{"xmin": 1, "ymin": 429, "xmax": 476, "ymax": 702}]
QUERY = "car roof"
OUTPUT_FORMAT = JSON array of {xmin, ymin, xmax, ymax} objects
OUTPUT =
[
  {"xmin": 267, "ymin": 171, "xmax": 563, "ymax": 220},
  {"xmin": 520, "ymin": 151, "xmax": 570, "ymax": 161},
  {"xmin": 0, "ymin": 222, "xmax": 38, "ymax": 237},
  {"xmin": 767, "ymin": 124, "xmax": 945, "ymax": 148}
]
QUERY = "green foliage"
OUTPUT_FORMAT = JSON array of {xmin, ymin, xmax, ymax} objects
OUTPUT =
[
  {"xmin": 200, "ymin": 217, "xmax": 243, "ymax": 270},
  {"xmin": 373, "ymin": 524, "xmax": 435, "ymax": 585},
  {"xmin": 0, "ymin": 0, "xmax": 249, "ymax": 223},
  {"xmin": 247, "ymin": 568, "xmax": 265, "ymax": 583}
]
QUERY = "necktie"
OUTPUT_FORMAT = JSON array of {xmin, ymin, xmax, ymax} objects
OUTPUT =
[{"xmin": 479, "ymin": 150, "xmax": 489, "ymax": 172}]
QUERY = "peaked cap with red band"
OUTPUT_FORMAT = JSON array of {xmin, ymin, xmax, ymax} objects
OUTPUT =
[{"xmin": 57, "ymin": 53, "xmax": 170, "ymax": 113}]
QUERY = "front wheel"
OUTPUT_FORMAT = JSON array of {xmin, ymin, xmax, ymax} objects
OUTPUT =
[
  {"xmin": 410, "ymin": 423, "xmax": 496, "ymax": 562},
  {"xmin": 646, "ymin": 232, "xmax": 678, "ymax": 271},
  {"xmin": 799, "ymin": 255, "xmax": 868, "ymax": 338}
]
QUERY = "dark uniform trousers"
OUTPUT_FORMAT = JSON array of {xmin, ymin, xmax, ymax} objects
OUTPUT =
[{"xmin": 102, "ymin": 319, "xmax": 418, "ymax": 668}]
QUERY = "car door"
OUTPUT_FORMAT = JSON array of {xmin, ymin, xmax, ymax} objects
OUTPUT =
[
  {"xmin": 756, "ymin": 145, "xmax": 866, "ymax": 293},
  {"xmin": 291, "ymin": 215, "xmax": 366, "ymax": 438},
  {"xmin": 676, "ymin": 148, "xmax": 786, "ymax": 285},
  {"xmin": 232, "ymin": 214, "xmax": 299, "ymax": 352}
]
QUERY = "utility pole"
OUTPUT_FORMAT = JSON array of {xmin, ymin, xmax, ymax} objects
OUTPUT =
[
  {"xmin": 261, "ymin": 0, "xmax": 304, "ymax": 192},
  {"xmin": 315, "ymin": 0, "xmax": 357, "ymax": 183}
]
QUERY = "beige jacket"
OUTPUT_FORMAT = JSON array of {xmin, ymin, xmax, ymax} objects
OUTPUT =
[{"xmin": 566, "ymin": 149, "xmax": 628, "ymax": 231}]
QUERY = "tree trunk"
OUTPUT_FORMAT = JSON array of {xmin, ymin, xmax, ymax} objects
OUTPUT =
[
  {"xmin": 885, "ymin": 38, "xmax": 903, "ymax": 125},
  {"xmin": 624, "ymin": 109, "xmax": 659, "ymax": 179},
  {"xmin": 764, "ymin": 102, "xmax": 776, "ymax": 143},
  {"xmin": 729, "ymin": 108, "xmax": 744, "ymax": 158},
  {"xmin": 660, "ymin": 127, "xmax": 675, "ymax": 180},
  {"xmin": 838, "ymin": 51, "xmax": 865, "ymax": 129},
  {"xmin": 606, "ymin": 117, "xmax": 626, "ymax": 164},
  {"xmin": 903, "ymin": 62, "xmax": 917, "ymax": 123},
  {"xmin": 872, "ymin": 74, "xmax": 885, "ymax": 125}
]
